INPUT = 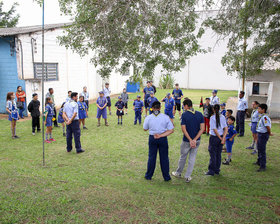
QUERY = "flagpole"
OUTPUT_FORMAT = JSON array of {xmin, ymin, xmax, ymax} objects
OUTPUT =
[{"xmin": 41, "ymin": 0, "xmax": 45, "ymax": 166}]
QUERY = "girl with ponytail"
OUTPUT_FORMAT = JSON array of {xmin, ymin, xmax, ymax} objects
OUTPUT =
[{"xmin": 205, "ymin": 104, "xmax": 228, "ymax": 176}]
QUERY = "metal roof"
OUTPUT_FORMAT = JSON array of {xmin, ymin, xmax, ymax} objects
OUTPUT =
[
  {"xmin": 0, "ymin": 23, "xmax": 72, "ymax": 36},
  {"xmin": 262, "ymin": 59, "xmax": 280, "ymax": 71}
]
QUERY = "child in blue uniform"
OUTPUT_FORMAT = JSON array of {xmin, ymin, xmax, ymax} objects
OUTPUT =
[
  {"xmin": 133, "ymin": 95, "xmax": 144, "ymax": 125},
  {"xmin": 143, "ymin": 81, "xmax": 154, "ymax": 117},
  {"xmin": 78, "ymin": 95, "xmax": 88, "ymax": 129},
  {"xmin": 172, "ymin": 84, "xmax": 184, "ymax": 118},
  {"xmin": 147, "ymin": 92, "xmax": 158, "ymax": 115},
  {"xmin": 161, "ymin": 93, "xmax": 175, "ymax": 122},
  {"xmin": 222, "ymin": 116, "xmax": 237, "ymax": 165},
  {"xmin": 254, "ymin": 104, "xmax": 273, "ymax": 172},
  {"xmin": 96, "ymin": 91, "xmax": 109, "ymax": 127},
  {"xmin": 221, "ymin": 103, "xmax": 226, "ymax": 116},
  {"xmin": 205, "ymin": 104, "xmax": 228, "ymax": 176},
  {"xmin": 246, "ymin": 101, "xmax": 260, "ymax": 154},
  {"xmin": 6, "ymin": 92, "xmax": 19, "ymax": 139},
  {"xmin": 115, "ymin": 96, "xmax": 125, "ymax": 125},
  {"xmin": 57, "ymin": 102, "xmax": 66, "ymax": 136},
  {"xmin": 45, "ymin": 97, "xmax": 55, "ymax": 143}
]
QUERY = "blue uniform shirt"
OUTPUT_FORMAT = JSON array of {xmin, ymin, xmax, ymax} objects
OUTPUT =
[
  {"xmin": 251, "ymin": 109, "xmax": 260, "ymax": 123},
  {"xmin": 172, "ymin": 89, "xmax": 183, "ymax": 103},
  {"xmin": 143, "ymin": 113, "xmax": 174, "ymax": 135},
  {"xmin": 257, "ymin": 114, "xmax": 271, "ymax": 133},
  {"xmin": 237, "ymin": 97, "xmax": 248, "ymax": 111},
  {"xmin": 78, "ymin": 101, "xmax": 87, "ymax": 111},
  {"xmin": 226, "ymin": 125, "xmax": 237, "ymax": 140},
  {"xmin": 210, "ymin": 114, "xmax": 228, "ymax": 136},
  {"xmin": 97, "ymin": 97, "xmax": 107, "ymax": 107},
  {"xmin": 115, "ymin": 101, "xmax": 125, "ymax": 109},
  {"xmin": 164, "ymin": 97, "xmax": 175, "ymax": 111},
  {"xmin": 210, "ymin": 96, "xmax": 220, "ymax": 106},
  {"xmin": 45, "ymin": 104, "xmax": 54, "ymax": 117},
  {"xmin": 143, "ymin": 87, "xmax": 154, "ymax": 100},
  {"xmin": 181, "ymin": 110, "xmax": 204, "ymax": 142},
  {"xmin": 221, "ymin": 109, "xmax": 226, "ymax": 117},
  {"xmin": 147, "ymin": 96, "xmax": 158, "ymax": 109},
  {"xmin": 63, "ymin": 100, "xmax": 79, "ymax": 120},
  {"xmin": 133, "ymin": 100, "xmax": 144, "ymax": 111}
]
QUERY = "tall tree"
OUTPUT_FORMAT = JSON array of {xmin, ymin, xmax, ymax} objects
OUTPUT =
[
  {"xmin": 205, "ymin": 0, "xmax": 280, "ymax": 89},
  {"xmin": 0, "ymin": 2, "xmax": 19, "ymax": 28},
  {"xmin": 58, "ymin": 0, "xmax": 213, "ymax": 78}
]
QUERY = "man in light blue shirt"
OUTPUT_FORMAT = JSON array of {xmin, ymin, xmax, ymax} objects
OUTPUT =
[
  {"xmin": 81, "ymin": 86, "xmax": 90, "ymax": 108},
  {"xmin": 236, "ymin": 91, "xmax": 248, "ymax": 137},
  {"xmin": 143, "ymin": 101, "xmax": 174, "ymax": 181},
  {"xmin": 103, "ymin": 83, "xmax": 112, "ymax": 115},
  {"xmin": 63, "ymin": 92, "xmax": 84, "ymax": 154}
]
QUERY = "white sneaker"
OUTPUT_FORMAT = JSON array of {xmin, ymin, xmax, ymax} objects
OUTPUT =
[
  {"xmin": 185, "ymin": 177, "xmax": 192, "ymax": 183},
  {"xmin": 32, "ymin": 132, "xmax": 35, "ymax": 136},
  {"xmin": 171, "ymin": 171, "xmax": 181, "ymax": 178}
]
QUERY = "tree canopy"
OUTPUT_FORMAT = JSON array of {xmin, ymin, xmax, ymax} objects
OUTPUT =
[
  {"xmin": 0, "ymin": 2, "xmax": 19, "ymax": 28},
  {"xmin": 205, "ymin": 0, "xmax": 280, "ymax": 78},
  {"xmin": 58, "ymin": 0, "xmax": 213, "ymax": 78}
]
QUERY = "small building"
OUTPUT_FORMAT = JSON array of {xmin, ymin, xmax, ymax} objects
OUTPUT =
[
  {"xmin": 245, "ymin": 60, "xmax": 280, "ymax": 118},
  {"xmin": 0, "ymin": 23, "xmax": 129, "ymax": 114}
]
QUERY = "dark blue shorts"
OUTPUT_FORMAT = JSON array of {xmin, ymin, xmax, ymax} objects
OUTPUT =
[
  {"xmin": 165, "ymin": 109, "xmax": 174, "ymax": 119},
  {"xmin": 46, "ymin": 117, "xmax": 53, "ymax": 127},
  {"xmin": 251, "ymin": 122, "xmax": 257, "ymax": 134},
  {"xmin": 144, "ymin": 100, "xmax": 149, "ymax": 109},
  {"xmin": 226, "ymin": 140, "xmax": 234, "ymax": 153},
  {"xmin": 106, "ymin": 97, "xmax": 111, "ymax": 107}
]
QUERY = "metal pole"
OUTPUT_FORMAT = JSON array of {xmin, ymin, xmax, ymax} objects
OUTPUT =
[{"xmin": 41, "ymin": 0, "xmax": 45, "ymax": 166}]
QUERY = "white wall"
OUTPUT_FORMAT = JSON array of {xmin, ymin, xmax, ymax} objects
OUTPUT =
[{"xmin": 17, "ymin": 28, "xmax": 128, "ymax": 109}]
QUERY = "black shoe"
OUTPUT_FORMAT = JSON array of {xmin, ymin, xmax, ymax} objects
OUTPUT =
[
  {"xmin": 77, "ymin": 149, "xmax": 85, "ymax": 154},
  {"xmin": 37, "ymin": 130, "xmax": 41, "ymax": 133},
  {"xmin": 205, "ymin": 171, "xmax": 214, "ymax": 176},
  {"xmin": 222, "ymin": 160, "xmax": 230, "ymax": 165},
  {"xmin": 237, "ymin": 135, "xmax": 244, "ymax": 137},
  {"xmin": 164, "ymin": 178, "xmax": 171, "ymax": 182},
  {"xmin": 206, "ymin": 133, "xmax": 209, "ymax": 136},
  {"xmin": 14, "ymin": 135, "xmax": 20, "ymax": 139},
  {"xmin": 253, "ymin": 162, "xmax": 260, "ymax": 166},
  {"xmin": 121, "ymin": 122, "xmax": 123, "ymax": 125},
  {"xmin": 203, "ymin": 132, "xmax": 206, "ymax": 134},
  {"xmin": 54, "ymin": 125, "xmax": 60, "ymax": 128},
  {"xmin": 83, "ymin": 127, "xmax": 88, "ymax": 130},
  {"xmin": 63, "ymin": 133, "xmax": 66, "ymax": 137},
  {"xmin": 257, "ymin": 168, "xmax": 266, "ymax": 172},
  {"xmin": 145, "ymin": 177, "xmax": 152, "ymax": 180},
  {"xmin": 134, "ymin": 123, "xmax": 137, "ymax": 125},
  {"xmin": 246, "ymin": 146, "xmax": 254, "ymax": 149}
]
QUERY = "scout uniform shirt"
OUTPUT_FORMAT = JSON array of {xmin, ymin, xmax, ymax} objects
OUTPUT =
[
  {"xmin": 147, "ymin": 96, "xmax": 158, "ymax": 109},
  {"xmin": 209, "ymin": 115, "xmax": 227, "ymax": 136},
  {"xmin": 97, "ymin": 97, "xmax": 107, "ymax": 108},
  {"xmin": 237, "ymin": 97, "xmax": 248, "ymax": 111},
  {"xmin": 63, "ymin": 100, "xmax": 79, "ymax": 120},
  {"xmin": 81, "ymin": 91, "xmax": 89, "ymax": 101},
  {"xmin": 143, "ymin": 113, "xmax": 174, "ymax": 135},
  {"xmin": 143, "ymin": 87, "xmax": 154, "ymax": 100},
  {"xmin": 257, "ymin": 114, "xmax": 271, "ymax": 133},
  {"xmin": 164, "ymin": 97, "xmax": 175, "ymax": 111},
  {"xmin": 103, "ymin": 88, "xmax": 111, "ymax": 98},
  {"xmin": 172, "ymin": 89, "xmax": 183, "ymax": 104},
  {"xmin": 251, "ymin": 109, "xmax": 260, "ymax": 123},
  {"xmin": 133, "ymin": 100, "xmax": 144, "ymax": 111},
  {"xmin": 210, "ymin": 96, "xmax": 220, "ymax": 106}
]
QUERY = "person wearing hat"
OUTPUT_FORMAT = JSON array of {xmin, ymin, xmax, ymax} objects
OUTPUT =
[
  {"xmin": 236, "ymin": 91, "xmax": 248, "ymax": 137},
  {"xmin": 63, "ymin": 92, "xmax": 85, "ymax": 153},
  {"xmin": 202, "ymin": 97, "xmax": 213, "ymax": 135},
  {"xmin": 172, "ymin": 83, "xmax": 184, "ymax": 119},
  {"xmin": 143, "ymin": 81, "xmax": 154, "ymax": 117},
  {"xmin": 96, "ymin": 91, "xmax": 109, "ymax": 127},
  {"xmin": 210, "ymin": 90, "xmax": 220, "ymax": 106},
  {"xmin": 133, "ymin": 95, "xmax": 144, "ymax": 125},
  {"xmin": 143, "ymin": 101, "xmax": 174, "ymax": 181},
  {"xmin": 28, "ymin": 93, "xmax": 41, "ymax": 135},
  {"xmin": 221, "ymin": 103, "xmax": 226, "ymax": 117},
  {"xmin": 103, "ymin": 83, "xmax": 112, "ymax": 115},
  {"xmin": 115, "ymin": 96, "xmax": 125, "ymax": 125},
  {"xmin": 161, "ymin": 93, "xmax": 175, "ymax": 122},
  {"xmin": 147, "ymin": 91, "xmax": 158, "ymax": 115}
]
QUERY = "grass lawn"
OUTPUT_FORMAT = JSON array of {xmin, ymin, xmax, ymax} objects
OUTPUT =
[{"xmin": 0, "ymin": 89, "xmax": 279, "ymax": 223}]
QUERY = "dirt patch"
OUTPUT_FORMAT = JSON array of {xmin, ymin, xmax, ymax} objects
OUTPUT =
[
  {"xmin": 226, "ymin": 97, "xmax": 238, "ymax": 116},
  {"xmin": 216, "ymin": 195, "xmax": 227, "ymax": 201},
  {"xmin": 259, "ymin": 196, "xmax": 273, "ymax": 201},
  {"xmin": 275, "ymin": 205, "xmax": 280, "ymax": 216}
]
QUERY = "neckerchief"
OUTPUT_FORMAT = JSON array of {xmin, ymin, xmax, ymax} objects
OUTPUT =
[
  {"xmin": 186, "ymin": 108, "xmax": 195, "ymax": 114},
  {"xmin": 153, "ymin": 110, "xmax": 160, "ymax": 116},
  {"xmin": 257, "ymin": 113, "xmax": 266, "ymax": 127}
]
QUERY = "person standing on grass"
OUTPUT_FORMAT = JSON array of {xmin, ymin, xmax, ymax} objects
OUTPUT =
[
  {"xmin": 161, "ymin": 93, "xmax": 175, "ymax": 123},
  {"xmin": 172, "ymin": 83, "xmax": 184, "ymax": 119},
  {"xmin": 150, "ymin": 81, "xmax": 156, "ymax": 94},
  {"xmin": 254, "ymin": 104, "xmax": 273, "ymax": 172},
  {"xmin": 81, "ymin": 86, "xmax": 89, "ymax": 108},
  {"xmin": 246, "ymin": 101, "xmax": 260, "ymax": 155},
  {"xmin": 210, "ymin": 90, "xmax": 220, "ymax": 106},
  {"xmin": 121, "ymin": 88, "xmax": 129, "ymax": 115},
  {"xmin": 115, "ymin": 96, "xmax": 125, "ymax": 125},
  {"xmin": 103, "ymin": 83, "xmax": 112, "ymax": 115},
  {"xmin": 236, "ymin": 91, "xmax": 248, "ymax": 137},
  {"xmin": 147, "ymin": 92, "xmax": 158, "ymax": 115},
  {"xmin": 133, "ymin": 95, "xmax": 144, "ymax": 125},
  {"xmin": 221, "ymin": 103, "xmax": 226, "ymax": 117},
  {"xmin": 63, "ymin": 92, "xmax": 85, "ymax": 154},
  {"xmin": 6, "ymin": 92, "xmax": 19, "ymax": 139},
  {"xmin": 205, "ymin": 104, "xmax": 228, "ymax": 176},
  {"xmin": 143, "ymin": 81, "xmax": 154, "ymax": 117},
  {"xmin": 45, "ymin": 88, "xmax": 59, "ymax": 127},
  {"xmin": 28, "ymin": 93, "xmax": 41, "ymax": 136},
  {"xmin": 57, "ymin": 102, "xmax": 66, "ymax": 137},
  {"xmin": 143, "ymin": 101, "xmax": 174, "ymax": 181},
  {"xmin": 78, "ymin": 95, "xmax": 88, "ymax": 129},
  {"xmin": 16, "ymin": 86, "xmax": 26, "ymax": 119},
  {"xmin": 203, "ymin": 97, "xmax": 213, "ymax": 136},
  {"xmin": 96, "ymin": 91, "xmax": 109, "ymax": 127},
  {"xmin": 44, "ymin": 97, "xmax": 56, "ymax": 143},
  {"xmin": 172, "ymin": 98, "xmax": 204, "ymax": 183}
]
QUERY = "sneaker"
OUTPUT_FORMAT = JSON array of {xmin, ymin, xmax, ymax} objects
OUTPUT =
[
  {"xmin": 222, "ymin": 160, "xmax": 230, "ymax": 165},
  {"xmin": 251, "ymin": 150, "xmax": 257, "ymax": 155},
  {"xmin": 257, "ymin": 168, "xmax": 266, "ymax": 172},
  {"xmin": 246, "ymin": 146, "xmax": 254, "ymax": 149},
  {"xmin": 14, "ymin": 135, "xmax": 20, "ymax": 139},
  {"xmin": 32, "ymin": 132, "xmax": 35, "ymax": 136},
  {"xmin": 97, "ymin": 123, "xmax": 101, "ymax": 127},
  {"xmin": 205, "ymin": 171, "xmax": 214, "ymax": 176},
  {"xmin": 105, "ymin": 123, "xmax": 109, "ymax": 126},
  {"xmin": 203, "ymin": 132, "xmax": 206, "ymax": 135},
  {"xmin": 253, "ymin": 162, "xmax": 260, "ymax": 166},
  {"xmin": 118, "ymin": 122, "xmax": 119, "ymax": 125},
  {"xmin": 109, "ymin": 112, "xmax": 112, "ymax": 115},
  {"xmin": 121, "ymin": 122, "xmax": 123, "ymax": 125},
  {"xmin": 171, "ymin": 171, "xmax": 181, "ymax": 178},
  {"xmin": 45, "ymin": 140, "xmax": 51, "ymax": 143},
  {"xmin": 63, "ymin": 133, "xmax": 66, "ymax": 137},
  {"xmin": 185, "ymin": 177, "xmax": 192, "ymax": 183},
  {"xmin": 237, "ymin": 135, "xmax": 244, "ymax": 137},
  {"xmin": 49, "ymin": 138, "xmax": 56, "ymax": 142},
  {"xmin": 37, "ymin": 129, "xmax": 41, "ymax": 133},
  {"xmin": 77, "ymin": 149, "xmax": 85, "ymax": 154},
  {"xmin": 83, "ymin": 127, "xmax": 88, "ymax": 130}
]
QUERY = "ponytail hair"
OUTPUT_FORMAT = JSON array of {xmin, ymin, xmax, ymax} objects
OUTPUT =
[{"xmin": 213, "ymin": 104, "xmax": 220, "ymax": 128}]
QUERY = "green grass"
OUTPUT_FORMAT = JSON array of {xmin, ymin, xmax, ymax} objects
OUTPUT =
[{"xmin": 0, "ymin": 89, "xmax": 279, "ymax": 223}]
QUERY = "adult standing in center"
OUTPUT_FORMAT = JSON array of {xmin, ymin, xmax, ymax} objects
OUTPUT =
[
  {"xmin": 210, "ymin": 89, "xmax": 220, "ymax": 106},
  {"xmin": 16, "ymin": 86, "xmax": 26, "ymax": 119},
  {"xmin": 45, "ymin": 88, "xmax": 59, "ymax": 127},
  {"xmin": 63, "ymin": 92, "xmax": 85, "ymax": 154},
  {"xmin": 103, "ymin": 83, "xmax": 112, "ymax": 115},
  {"xmin": 236, "ymin": 91, "xmax": 248, "ymax": 137},
  {"xmin": 81, "ymin": 86, "xmax": 89, "ymax": 108}
]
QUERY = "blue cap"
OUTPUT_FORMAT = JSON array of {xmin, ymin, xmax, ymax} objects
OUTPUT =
[
  {"xmin": 150, "ymin": 91, "xmax": 154, "ymax": 94},
  {"xmin": 221, "ymin": 103, "xmax": 226, "ymax": 106},
  {"xmin": 118, "ymin": 96, "xmax": 122, "ymax": 99},
  {"xmin": 137, "ymin": 95, "xmax": 141, "ymax": 98},
  {"xmin": 166, "ymin": 93, "xmax": 171, "ymax": 97},
  {"xmin": 99, "ymin": 91, "xmax": 104, "ymax": 94},
  {"xmin": 212, "ymin": 90, "xmax": 218, "ymax": 93}
]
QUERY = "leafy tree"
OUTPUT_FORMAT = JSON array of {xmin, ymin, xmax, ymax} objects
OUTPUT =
[
  {"xmin": 57, "ymin": 0, "xmax": 213, "ymax": 78},
  {"xmin": 205, "ymin": 0, "xmax": 280, "ymax": 85},
  {"xmin": 0, "ymin": 1, "xmax": 19, "ymax": 28}
]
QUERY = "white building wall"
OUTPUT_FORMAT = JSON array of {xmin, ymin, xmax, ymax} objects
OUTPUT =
[{"xmin": 17, "ymin": 28, "xmax": 128, "ymax": 110}]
